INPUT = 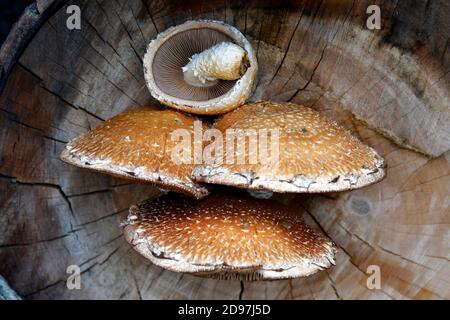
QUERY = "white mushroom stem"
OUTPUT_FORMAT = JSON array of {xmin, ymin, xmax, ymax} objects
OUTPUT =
[{"xmin": 182, "ymin": 42, "xmax": 248, "ymax": 87}]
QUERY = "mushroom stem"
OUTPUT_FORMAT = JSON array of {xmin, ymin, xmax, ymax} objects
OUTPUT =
[
  {"xmin": 182, "ymin": 42, "xmax": 249, "ymax": 87},
  {"xmin": 247, "ymin": 190, "xmax": 274, "ymax": 199}
]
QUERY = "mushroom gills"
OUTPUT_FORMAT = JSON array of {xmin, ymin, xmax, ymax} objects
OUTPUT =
[
  {"xmin": 150, "ymin": 27, "xmax": 237, "ymax": 102},
  {"xmin": 182, "ymin": 42, "xmax": 249, "ymax": 87},
  {"xmin": 145, "ymin": 20, "xmax": 258, "ymax": 114}
]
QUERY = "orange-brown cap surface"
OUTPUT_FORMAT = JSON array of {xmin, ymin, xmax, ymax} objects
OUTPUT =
[
  {"xmin": 192, "ymin": 101, "xmax": 385, "ymax": 193},
  {"xmin": 60, "ymin": 108, "xmax": 209, "ymax": 199},
  {"xmin": 122, "ymin": 193, "xmax": 336, "ymax": 280}
]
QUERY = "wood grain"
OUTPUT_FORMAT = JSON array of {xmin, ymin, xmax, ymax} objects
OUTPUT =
[{"xmin": 0, "ymin": 0, "xmax": 448, "ymax": 299}]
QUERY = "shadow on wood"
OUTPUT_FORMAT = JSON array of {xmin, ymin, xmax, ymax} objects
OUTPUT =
[{"xmin": 0, "ymin": 0, "xmax": 448, "ymax": 299}]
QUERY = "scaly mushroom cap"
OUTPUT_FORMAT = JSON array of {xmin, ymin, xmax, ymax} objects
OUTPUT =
[
  {"xmin": 122, "ymin": 193, "xmax": 336, "ymax": 280},
  {"xmin": 60, "ymin": 108, "xmax": 208, "ymax": 199},
  {"xmin": 192, "ymin": 101, "xmax": 386, "ymax": 193},
  {"xmin": 143, "ymin": 20, "xmax": 258, "ymax": 115}
]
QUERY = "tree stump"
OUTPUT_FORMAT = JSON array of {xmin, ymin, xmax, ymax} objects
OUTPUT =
[{"xmin": 0, "ymin": 0, "xmax": 448, "ymax": 300}]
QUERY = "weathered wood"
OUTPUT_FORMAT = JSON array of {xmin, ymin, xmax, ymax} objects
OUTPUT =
[
  {"xmin": 0, "ymin": 0, "xmax": 448, "ymax": 299},
  {"xmin": 0, "ymin": 275, "xmax": 21, "ymax": 300},
  {"xmin": 0, "ymin": 1, "xmax": 64, "ymax": 94}
]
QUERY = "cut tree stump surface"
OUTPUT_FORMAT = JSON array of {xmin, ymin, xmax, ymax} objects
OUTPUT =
[{"xmin": 0, "ymin": 0, "xmax": 448, "ymax": 299}]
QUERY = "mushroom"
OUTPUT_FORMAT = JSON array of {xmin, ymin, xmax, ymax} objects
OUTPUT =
[
  {"xmin": 122, "ymin": 193, "xmax": 336, "ymax": 280},
  {"xmin": 60, "ymin": 108, "xmax": 209, "ymax": 199},
  {"xmin": 182, "ymin": 42, "xmax": 249, "ymax": 87},
  {"xmin": 192, "ymin": 101, "xmax": 386, "ymax": 193},
  {"xmin": 143, "ymin": 20, "xmax": 258, "ymax": 115}
]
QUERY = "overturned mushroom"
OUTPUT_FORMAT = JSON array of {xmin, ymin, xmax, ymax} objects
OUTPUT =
[
  {"xmin": 192, "ymin": 101, "xmax": 386, "ymax": 193},
  {"xmin": 122, "ymin": 193, "xmax": 336, "ymax": 280},
  {"xmin": 143, "ymin": 20, "xmax": 257, "ymax": 115},
  {"xmin": 60, "ymin": 108, "xmax": 209, "ymax": 199}
]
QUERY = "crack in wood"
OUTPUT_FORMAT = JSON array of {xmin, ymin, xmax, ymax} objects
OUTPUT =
[
  {"xmin": 287, "ymin": 279, "xmax": 294, "ymax": 299},
  {"xmin": 336, "ymin": 222, "xmax": 436, "ymax": 272},
  {"xmin": 67, "ymin": 188, "xmax": 113, "ymax": 198},
  {"xmin": 98, "ymin": 246, "xmax": 121, "ymax": 266},
  {"xmin": 133, "ymin": 273, "xmax": 143, "ymax": 300},
  {"xmin": 78, "ymin": 252, "xmax": 104, "ymax": 268},
  {"xmin": 267, "ymin": 4, "xmax": 306, "ymax": 87},
  {"xmin": 287, "ymin": 45, "xmax": 326, "ymax": 102},
  {"xmin": 74, "ymin": 210, "xmax": 124, "ymax": 229},
  {"xmin": 0, "ymin": 231, "xmax": 74, "ymax": 249},
  {"xmin": 78, "ymin": 55, "xmax": 142, "ymax": 106},
  {"xmin": 16, "ymin": 63, "xmax": 107, "ymax": 122},
  {"xmin": 0, "ymin": 173, "xmax": 75, "ymax": 221},
  {"xmin": 25, "ymin": 244, "xmax": 124, "ymax": 299},
  {"xmin": 0, "ymin": 108, "xmax": 68, "ymax": 144},
  {"xmin": 375, "ymin": 244, "xmax": 436, "ymax": 272},
  {"xmin": 238, "ymin": 280, "xmax": 244, "ymax": 300},
  {"xmin": 0, "ymin": 275, "xmax": 21, "ymax": 300},
  {"xmin": 142, "ymin": 267, "xmax": 165, "ymax": 294},
  {"xmin": 60, "ymin": 16, "xmax": 143, "ymax": 86},
  {"xmin": 255, "ymin": 7, "xmax": 263, "ymax": 59},
  {"xmin": 23, "ymin": 279, "xmax": 64, "ymax": 298},
  {"xmin": 128, "ymin": 3, "xmax": 146, "ymax": 45},
  {"xmin": 283, "ymin": 0, "xmax": 350, "ymax": 102},
  {"xmin": 326, "ymin": 271, "xmax": 342, "ymax": 300},
  {"xmin": 337, "ymin": 245, "xmax": 397, "ymax": 300},
  {"xmin": 140, "ymin": 0, "xmax": 159, "ymax": 33},
  {"xmin": 110, "ymin": 0, "xmax": 144, "ymax": 63},
  {"xmin": 424, "ymin": 255, "xmax": 449, "ymax": 262},
  {"xmin": 299, "ymin": 203, "xmax": 333, "ymax": 241}
]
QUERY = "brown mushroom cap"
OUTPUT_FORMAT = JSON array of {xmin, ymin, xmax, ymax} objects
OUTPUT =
[
  {"xmin": 192, "ymin": 101, "xmax": 386, "ymax": 193},
  {"xmin": 122, "ymin": 193, "xmax": 336, "ymax": 280},
  {"xmin": 60, "ymin": 108, "xmax": 209, "ymax": 199},
  {"xmin": 143, "ymin": 20, "xmax": 258, "ymax": 115}
]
